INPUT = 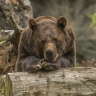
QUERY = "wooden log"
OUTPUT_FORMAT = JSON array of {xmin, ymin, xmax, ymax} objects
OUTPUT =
[{"xmin": 1, "ymin": 67, "xmax": 96, "ymax": 96}]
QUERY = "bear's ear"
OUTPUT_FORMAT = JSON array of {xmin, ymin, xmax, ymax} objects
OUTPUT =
[
  {"xmin": 29, "ymin": 18, "xmax": 37, "ymax": 31},
  {"xmin": 57, "ymin": 16, "xmax": 67, "ymax": 30}
]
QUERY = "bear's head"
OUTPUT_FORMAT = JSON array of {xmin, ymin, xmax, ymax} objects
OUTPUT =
[{"xmin": 29, "ymin": 16, "xmax": 75, "ymax": 62}]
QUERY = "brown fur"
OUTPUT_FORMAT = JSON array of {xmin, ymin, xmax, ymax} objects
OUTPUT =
[{"xmin": 16, "ymin": 16, "xmax": 76, "ymax": 72}]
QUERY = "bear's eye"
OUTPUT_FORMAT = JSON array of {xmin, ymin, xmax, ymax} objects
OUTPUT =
[
  {"xmin": 41, "ymin": 40, "xmax": 46, "ymax": 45},
  {"xmin": 53, "ymin": 38, "xmax": 59, "ymax": 43}
]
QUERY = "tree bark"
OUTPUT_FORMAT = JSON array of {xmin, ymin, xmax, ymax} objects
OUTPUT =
[
  {"xmin": 0, "ymin": 0, "xmax": 33, "ymax": 48},
  {"xmin": 0, "ymin": 0, "xmax": 33, "ymax": 74},
  {"xmin": 0, "ymin": 67, "xmax": 96, "ymax": 96}
]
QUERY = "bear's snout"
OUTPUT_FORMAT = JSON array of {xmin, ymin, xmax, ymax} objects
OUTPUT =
[
  {"xmin": 45, "ymin": 50, "xmax": 53, "ymax": 61},
  {"xmin": 44, "ymin": 42, "xmax": 58, "ymax": 62},
  {"xmin": 46, "ymin": 50, "xmax": 53, "ymax": 57},
  {"xmin": 45, "ymin": 49, "xmax": 55, "ymax": 62}
]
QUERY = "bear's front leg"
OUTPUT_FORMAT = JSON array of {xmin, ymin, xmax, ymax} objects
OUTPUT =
[
  {"xmin": 42, "ymin": 62, "xmax": 60, "ymax": 71},
  {"xmin": 42, "ymin": 55, "xmax": 75, "ymax": 70},
  {"xmin": 20, "ymin": 56, "xmax": 44, "ymax": 73}
]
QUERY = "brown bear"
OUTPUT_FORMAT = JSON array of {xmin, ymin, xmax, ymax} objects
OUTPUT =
[{"xmin": 16, "ymin": 16, "xmax": 76, "ymax": 72}]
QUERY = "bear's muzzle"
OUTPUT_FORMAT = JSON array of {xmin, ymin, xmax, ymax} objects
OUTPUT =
[{"xmin": 44, "ymin": 42, "xmax": 58, "ymax": 62}]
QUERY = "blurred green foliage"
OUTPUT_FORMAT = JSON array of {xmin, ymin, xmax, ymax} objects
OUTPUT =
[
  {"xmin": 89, "ymin": 13, "xmax": 96, "ymax": 30},
  {"xmin": 0, "ymin": 40, "xmax": 6, "ymax": 45}
]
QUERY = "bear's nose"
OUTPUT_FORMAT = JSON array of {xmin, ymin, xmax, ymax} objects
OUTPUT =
[{"xmin": 46, "ymin": 50, "xmax": 53, "ymax": 57}]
